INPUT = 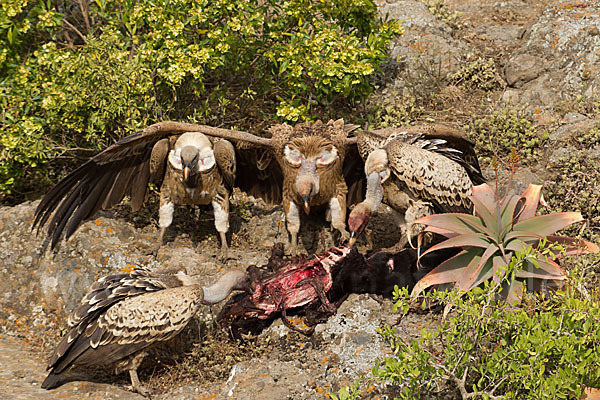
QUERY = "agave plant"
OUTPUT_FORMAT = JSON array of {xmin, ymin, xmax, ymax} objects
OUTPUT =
[{"xmin": 411, "ymin": 183, "xmax": 598, "ymax": 303}]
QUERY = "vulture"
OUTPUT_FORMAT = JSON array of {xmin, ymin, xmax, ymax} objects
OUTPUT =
[
  {"xmin": 348, "ymin": 124, "xmax": 485, "ymax": 249},
  {"xmin": 41, "ymin": 267, "xmax": 249, "ymax": 396},
  {"xmin": 33, "ymin": 125, "xmax": 236, "ymax": 258}
]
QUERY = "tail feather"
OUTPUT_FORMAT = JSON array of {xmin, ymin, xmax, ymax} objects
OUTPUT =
[{"xmin": 41, "ymin": 371, "xmax": 63, "ymax": 390}]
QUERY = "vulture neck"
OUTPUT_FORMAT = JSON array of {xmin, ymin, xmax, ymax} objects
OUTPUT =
[
  {"xmin": 363, "ymin": 171, "xmax": 384, "ymax": 213},
  {"xmin": 202, "ymin": 270, "xmax": 247, "ymax": 305}
]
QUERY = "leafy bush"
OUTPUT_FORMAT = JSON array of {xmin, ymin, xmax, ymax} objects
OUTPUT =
[
  {"xmin": 0, "ymin": 0, "xmax": 401, "ymax": 202},
  {"xmin": 373, "ymin": 250, "xmax": 600, "ymax": 399},
  {"xmin": 413, "ymin": 183, "xmax": 598, "ymax": 303},
  {"xmin": 468, "ymin": 107, "xmax": 548, "ymax": 164},
  {"xmin": 450, "ymin": 56, "xmax": 503, "ymax": 91}
]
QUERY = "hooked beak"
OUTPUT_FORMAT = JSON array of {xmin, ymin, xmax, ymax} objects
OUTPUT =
[
  {"xmin": 348, "ymin": 231, "xmax": 357, "ymax": 247},
  {"xmin": 183, "ymin": 166, "xmax": 191, "ymax": 182},
  {"xmin": 302, "ymin": 196, "xmax": 310, "ymax": 215}
]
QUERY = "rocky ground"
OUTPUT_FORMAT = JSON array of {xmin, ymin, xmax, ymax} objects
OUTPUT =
[{"xmin": 2, "ymin": 0, "xmax": 600, "ymax": 399}]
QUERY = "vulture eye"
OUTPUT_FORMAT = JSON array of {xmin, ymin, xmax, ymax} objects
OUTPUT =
[
  {"xmin": 198, "ymin": 153, "xmax": 215, "ymax": 172},
  {"xmin": 316, "ymin": 146, "xmax": 337, "ymax": 166},
  {"xmin": 284, "ymin": 145, "xmax": 303, "ymax": 166}
]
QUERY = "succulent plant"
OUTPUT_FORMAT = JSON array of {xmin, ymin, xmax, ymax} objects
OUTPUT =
[{"xmin": 411, "ymin": 183, "xmax": 598, "ymax": 303}]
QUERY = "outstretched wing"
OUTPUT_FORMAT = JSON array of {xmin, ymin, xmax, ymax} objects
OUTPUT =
[
  {"xmin": 386, "ymin": 141, "xmax": 474, "ymax": 213},
  {"xmin": 32, "ymin": 123, "xmax": 197, "ymax": 250}
]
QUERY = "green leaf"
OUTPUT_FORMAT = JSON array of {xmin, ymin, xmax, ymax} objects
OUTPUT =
[{"xmin": 512, "ymin": 212, "xmax": 583, "ymax": 237}]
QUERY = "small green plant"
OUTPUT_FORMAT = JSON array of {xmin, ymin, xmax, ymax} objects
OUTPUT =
[
  {"xmin": 469, "ymin": 106, "xmax": 547, "ymax": 164},
  {"xmin": 545, "ymin": 153, "xmax": 600, "ymax": 243},
  {"xmin": 366, "ymin": 92, "xmax": 425, "ymax": 129},
  {"xmin": 330, "ymin": 381, "xmax": 361, "ymax": 400},
  {"xmin": 424, "ymin": 0, "xmax": 463, "ymax": 30},
  {"xmin": 451, "ymin": 56, "xmax": 503, "ymax": 91},
  {"xmin": 373, "ymin": 254, "xmax": 600, "ymax": 399},
  {"xmin": 412, "ymin": 183, "xmax": 598, "ymax": 303}
]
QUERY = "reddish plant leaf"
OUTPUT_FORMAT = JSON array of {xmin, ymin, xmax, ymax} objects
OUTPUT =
[
  {"xmin": 421, "ymin": 233, "xmax": 492, "ymax": 257},
  {"xmin": 415, "ymin": 213, "xmax": 484, "ymax": 235},
  {"xmin": 514, "ymin": 259, "xmax": 567, "ymax": 280},
  {"xmin": 517, "ymin": 184, "xmax": 542, "ymax": 221},
  {"xmin": 492, "ymin": 254, "xmax": 510, "ymax": 284},
  {"xmin": 545, "ymin": 235, "xmax": 600, "ymax": 256},
  {"xmin": 504, "ymin": 230, "xmax": 544, "ymax": 244},
  {"xmin": 500, "ymin": 194, "xmax": 525, "ymax": 236},
  {"xmin": 504, "ymin": 237, "xmax": 530, "ymax": 252},
  {"xmin": 423, "ymin": 226, "xmax": 460, "ymax": 238},
  {"xmin": 504, "ymin": 279, "xmax": 524, "ymax": 306},
  {"xmin": 469, "ymin": 194, "xmax": 499, "ymax": 233},
  {"xmin": 411, "ymin": 249, "xmax": 481, "ymax": 298},
  {"xmin": 456, "ymin": 243, "xmax": 498, "ymax": 292},
  {"xmin": 512, "ymin": 212, "xmax": 583, "ymax": 237},
  {"xmin": 470, "ymin": 183, "xmax": 498, "ymax": 216}
]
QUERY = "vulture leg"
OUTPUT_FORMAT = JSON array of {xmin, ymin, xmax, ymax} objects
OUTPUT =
[
  {"xmin": 328, "ymin": 195, "xmax": 349, "ymax": 242},
  {"xmin": 285, "ymin": 200, "xmax": 301, "ymax": 255},
  {"xmin": 405, "ymin": 201, "xmax": 433, "ymax": 249},
  {"xmin": 123, "ymin": 352, "xmax": 153, "ymax": 397},
  {"xmin": 211, "ymin": 194, "xmax": 230, "ymax": 260},
  {"xmin": 153, "ymin": 195, "xmax": 175, "ymax": 256}
]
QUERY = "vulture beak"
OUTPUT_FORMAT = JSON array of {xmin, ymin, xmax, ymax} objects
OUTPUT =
[
  {"xmin": 183, "ymin": 165, "xmax": 191, "ymax": 182},
  {"xmin": 348, "ymin": 231, "xmax": 357, "ymax": 247},
  {"xmin": 302, "ymin": 195, "xmax": 310, "ymax": 215}
]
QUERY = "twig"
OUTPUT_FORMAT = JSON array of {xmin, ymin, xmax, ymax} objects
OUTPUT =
[{"xmin": 63, "ymin": 19, "xmax": 87, "ymax": 44}]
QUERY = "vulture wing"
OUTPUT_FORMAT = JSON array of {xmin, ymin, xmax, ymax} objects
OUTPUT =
[
  {"xmin": 234, "ymin": 143, "xmax": 283, "ymax": 205},
  {"xmin": 375, "ymin": 124, "xmax": 485, "ymax": 184},
  {"xmin": 213, "ymin": 139, "xmax": 236, "ymax": 190},
  {"xmin": 385, "ymin": 140, "xmax": 474, "ymax": 213},
  {"xmin": 48, "ymin": 284, "xmax": 203, "ymax": 375}
]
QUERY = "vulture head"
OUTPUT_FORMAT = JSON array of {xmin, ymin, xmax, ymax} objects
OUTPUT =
[
  {"xmin": 284, "ymin": 136, "xmax": 339, "ymax": 214},
  {"xmin": 348, "ymin": 171, "xmax": 385, "ymax": 246},
  {"xmin": 169, "ymin": 132, "xmax": 216, "ymax": 186}
]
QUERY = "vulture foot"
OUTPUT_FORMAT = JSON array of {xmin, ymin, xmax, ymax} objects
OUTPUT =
[
  {"xmin": 217, "ymin": 232, "xmax": 230, "ymax": 261},
  {"xmin": 127, "ymin": 367, "xmax": 154, "ymax": 398}
]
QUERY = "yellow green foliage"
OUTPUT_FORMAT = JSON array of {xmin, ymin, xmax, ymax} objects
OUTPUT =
[
  {"xmin": 0, "ymin": 0, "xmax": 401, "ymax": 201},
  {"xmin": 469, "ymin": 106, "xmax": 548, "ymax": 164}
]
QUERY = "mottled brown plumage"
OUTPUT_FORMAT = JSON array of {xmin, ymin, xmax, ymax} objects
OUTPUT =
[
  {"xmin": 176, "ymin": 119, "xmax": 363, "ymax": 253},
  {"xmin": 42, "ymin": 267, "xmax": 248, "ymax": 396},
  {"xmin": 349, "ymin": 124, "xmax": 485, "ymax": 248},
  {"xmin": 33, "ymin": 125, "xmax": 236, "ymax": 257}
]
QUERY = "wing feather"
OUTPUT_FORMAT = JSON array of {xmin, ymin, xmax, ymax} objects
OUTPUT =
[
  {"xmin": 386, "ymin": 142, "xmax": 474, "ymax": 213},
  {"xmin": 33, "ymin": 127, "xmax": 183, "ymax": 249}
]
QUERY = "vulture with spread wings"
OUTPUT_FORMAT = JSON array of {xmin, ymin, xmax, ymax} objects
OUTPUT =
[
  {"xmin": 347, "ymin": 124, "xmax": 485, "ymax": 249},
  {"xmin": 176, "ymin": 119, "xmax": 364, "ymax": 254},
  {"xmin": 34, "ymin": 120, "xmax": 364, "ymax": 256},
  {"xmin": 33, "ymin": 122, "xmax": 237, "ymax": 257}
]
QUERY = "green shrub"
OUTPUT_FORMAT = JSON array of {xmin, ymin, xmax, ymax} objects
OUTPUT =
[
  {"xmin": 468, "ymin": 107, "xmax": 548, "ymax": 165},
  {"xmin": 373, "ymin": 246, "xmax": 600, "ymax": 399},
  {"xmin": 0, "ymin": 0, "xmax": 401, "ymax": 202}
]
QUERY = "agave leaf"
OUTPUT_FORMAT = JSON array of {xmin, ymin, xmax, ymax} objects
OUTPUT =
[
  {"xmin": 504, "ymin": 230, "xmax": 544, "ymax": 244},
  {"xmin": 421, "ymin": 233, "xmax": 492, "ymax": 257},
  {"xmin": 499, "ymin": 194, "xmax": 525, "ymax": 238},
  {"xmin": 544, "ymin": 235, "xmax": 600, "ymax": 256},
  {"xmin": 470, "ymin": 183, "xmax": 498, "ymax": 217},
  {"xmin": 411, "ymin": 249, "xmax": 482, "ymax": 298},
  {"xmin": 514, "ymin": 259, "xmax": 567, "ymax": 280},
  {"xmin": 469, "ymin": 193, "xmax": 499, "ymax": 234},
  {"xmin": 504, "ymin": 279, "xmax": 524, "ymax": 306},
  {"xmin": 455, "ymin": 215, "xmax": 497, "ymax": 239},
  {"xmin": 415, "ymin": 213, "xmax": 485, "ymax": 235},
  {"xmin": 492, "ymin": 254, "xmax": 509, "ymax": 283},
  {"xmin": 516, "ymin": 184, "xmax": 542, "ymax": 221},
  {"xmin": 512, "ymin": 212, "xmax": 583, "ymax": 237},
  {"xmin": 456, "ymin": 243, "xmax": 498, "ymax": 292},
  {"xmin": 504, "ymin": 237, "xmax": 530, "ymax": 252},
  {"xmin": 423, "ymin": 226, "xmax": 461, "ymax": 238}
]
